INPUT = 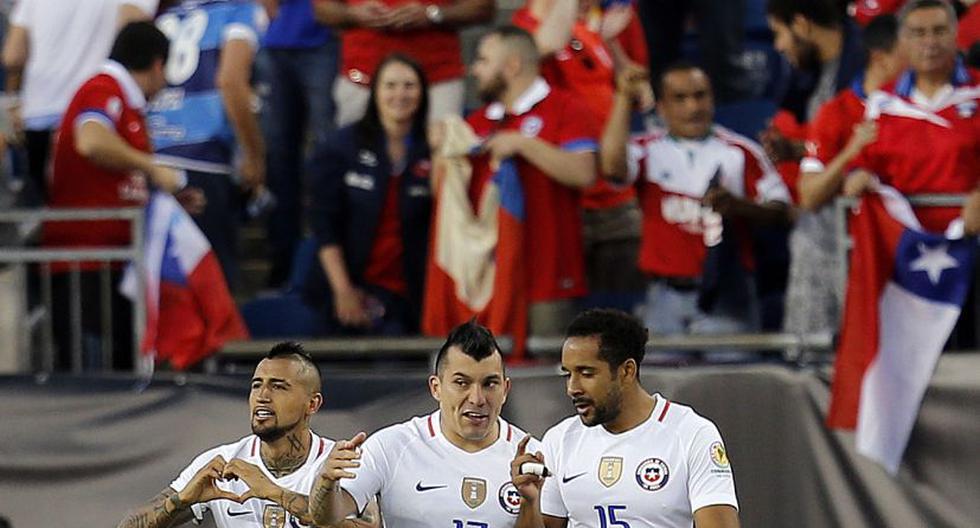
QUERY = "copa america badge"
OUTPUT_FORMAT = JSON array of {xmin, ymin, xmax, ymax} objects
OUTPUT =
[{"xmin": 635, "ymin": 458, "xmax": 670, "ymax": 491}]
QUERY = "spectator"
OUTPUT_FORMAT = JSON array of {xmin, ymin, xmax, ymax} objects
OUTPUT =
[
  {"xmin": 257, "ymin": 0, "xmax": 339, "ymax": 288},
  {"xmin": 850, "ymin": 0, "xmax": 980, "ymax": 231},
  {"xmin": 601, "ymin": 63, "xmax": 792, "ymax": 348},
  {"xmin": 148, "ymin": 0, "xmax": 268, "ymax": 290},
  {"xmin": 763, "ymin": 0, "xmax": 863, "ymax": 340},
  {"xmin": 466, "ymin": 26, "xmax": 597, "ymax": 336},
  {"xmin": 42, "ymin": 22, "xmax": 183, "ymax": 370},
  {"xmin": 785, "ymin": 14, "xmax": 903, "ymax": 336},
  {"xmin": 513, "ymin": 0, "xmax": 647, "ymax": 297},
  {"xmin": 306, "ymin": 54, "xmax": 433, "ymax": 335},
  {"xmin": 1, "ymin": 0, "xmax": 157, "ymax": 202},
  {"xmin": 638, "ymin": 0, "xmax": 751, "ymax": 103},
  {"xmin": 849, "ymin": 0, "xmax": 980, "ymax": 348},
  {"xmin": 314, "ymin": 0, "xmax": 494, "ymax": 126}
]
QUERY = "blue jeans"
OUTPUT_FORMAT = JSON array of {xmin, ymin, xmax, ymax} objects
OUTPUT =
[{"xmin": 257, "ymin": 41, "xmax": 339, "ymax": 286}]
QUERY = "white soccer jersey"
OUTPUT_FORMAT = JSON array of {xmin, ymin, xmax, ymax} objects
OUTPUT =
[
  {"xmin": 170, "ymin": 432, "xmax": 333, "ymax": 527},
  {"xmin": 342, "ymin": 411, "xmax": 539, "ymax": 528},
  {"xmin": 540, "ymin": 395, "xmax": 737, "ymax": 528}
]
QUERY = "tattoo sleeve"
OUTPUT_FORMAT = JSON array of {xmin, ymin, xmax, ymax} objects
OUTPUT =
[
  {"xmin": 275, "ymin": 488, "xmax": 315, "ymax": 525},
  {"xmin": 117, "ymin": 488, "xmax": 193, "ymax": 528}
]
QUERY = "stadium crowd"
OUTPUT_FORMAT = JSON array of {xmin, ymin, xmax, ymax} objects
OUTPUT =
[{"xmin": 3, "ymin": 0, "xmax": 980, "ymax": 370}]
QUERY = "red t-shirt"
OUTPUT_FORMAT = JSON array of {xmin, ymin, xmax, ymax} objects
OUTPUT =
[
  {"xmin": 854, "ymin": 66, "xmax": 980, "ymax": 231},
  {"xmin": 853, "ymin": 0, "xmax": 902, "ymax": 27},
  {"xmin": 466, "ymin": 79, "xmax": 595, "ymax": 302},
  {"xmin": 629, "ymin": 126, "xmax": 791, "ymax": 279},
  {"xmin": 338, "ymin": 0, "xmax": 462, "ymax": 85},
  {"xmin": 958, "ymin": 3, "xmax": 980, "ymax": 51},
  {"xmin": 512, "ymin": 6, "xmax": 634, "ymax": 211},
  {"xmin": 800, "ymin": 87, "xmax": 866, "ymax": 175},
  {"xmin": 44, "ymin": 62, "xmax": 151, "ymax": 269},
  {"xmin": 363, "ymin": 173, "xmax": 408, "ymax": 296}
]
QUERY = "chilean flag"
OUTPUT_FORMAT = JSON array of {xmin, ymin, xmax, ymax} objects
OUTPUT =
[
  {"xmin": 828, "ymin": 187, "xmax": 976, "ymax": 473},
  {"xmin": 422, "ymin": 155, "xmax": 528, "ymax": 359},
  {"xmin": 122, "ymin": 192, "xmax": 248, "ymax": 370}
]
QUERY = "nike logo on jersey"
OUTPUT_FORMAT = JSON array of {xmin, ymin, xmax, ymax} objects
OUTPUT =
[
  {"xmin": 562, "ymin": 472, "xmax": 587, "ymax": 483},
  {"xmin": 227, "ymin": 508, "xmax": 251, "ymax": 517},
  {"xmin": 415, "ymin": 481, "xmax": 448, "ymax": 492}
]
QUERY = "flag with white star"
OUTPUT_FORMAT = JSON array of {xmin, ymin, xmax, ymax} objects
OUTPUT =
[{"xmin": 828, "ymin": 187, "xmax": 977, "ymax": 474}]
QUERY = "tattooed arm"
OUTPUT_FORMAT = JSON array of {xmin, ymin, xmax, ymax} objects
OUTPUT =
[
  {"xmin": 223, "ymin": 459, "xmax": 319, "ymax": 525},
  {"xmin": 116, "ymin": 487, "xmax": 196, "ymax": 528},
  {"xmin": 117, "ymin": 455, "xmax": 241, "ymax": 528}
]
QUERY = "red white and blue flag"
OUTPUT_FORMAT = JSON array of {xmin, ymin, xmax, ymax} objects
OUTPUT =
[
  {"xmin": 122, "ymin": 192, "xmax": 248, "ymax": 370},
  {"xmin": 828, "ymin": 187, "xmax": 976, "ymax": 473},
  {"xmin": 422, "ymin": 157, "xmax": 528, "ymax": 358}
]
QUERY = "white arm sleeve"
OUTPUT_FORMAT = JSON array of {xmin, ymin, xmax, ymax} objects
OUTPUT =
[
  {"xmin": 538, "ymin": 431, "xmax": 568, "ymax": 519},
  {"xmin": 339, "ymin": 434, "xmax": 389, "ymax": 515},
  {"xmin": 687, "ymin": 423, "xmax": 739, "ymax": 514}
]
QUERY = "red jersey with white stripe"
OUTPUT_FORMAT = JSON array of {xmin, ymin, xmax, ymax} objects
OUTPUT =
[
  {"xmin": 339, "ymin": 0, "xmax": 462, "ymax": 85},
  {"xmin": 44, "ymin": 61, "xmax": 151, "ymax": 253},
  {"xmin": 854, "ymin": 62, "xmax": 980, "ymax": 231},
  {"xmin": 800, "ymin": 85, "xmax": 866, "ymax": 175},
  {"xmin": 467, "ymin": 78, "xmax": 596, "ymax": 302},
  {"xmin": 540, "ymin": 395, "xmax": 738, "ymax": 527},
  {"xmin": 341, "ymin": 411, "xmax": 539, "ymax": 527},
  {"xmin": 170, "ymin": 432, "xmax": 333, "ymax": 527},
  {"xmin": 512, "ymin": 6, "xmax": 634, "ymax": 211},
  {"xmin": 628, "ymin": 125, "xmax": 790, "ymax": 278}
]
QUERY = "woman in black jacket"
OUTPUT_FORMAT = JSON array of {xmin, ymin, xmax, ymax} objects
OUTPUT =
[{"xmin": 307, "ymin": 54, "xmax": 433, "ymax": 335}]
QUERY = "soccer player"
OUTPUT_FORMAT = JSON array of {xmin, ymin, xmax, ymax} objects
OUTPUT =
[
  {"xmin": 116, "ymin": 343, "xmax": 352, "ymax": 527},
  {"xmin": 309, "ymin": 320, "xmax": 537, "ymax": 527},
  {"xmin": 510, "ymin": 308, "xmax": 740, "ymax": 528}
]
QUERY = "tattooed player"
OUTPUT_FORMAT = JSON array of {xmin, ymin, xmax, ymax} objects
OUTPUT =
[{"xmin": 116, "ymin": 342, "xmax": 377, "ymax": 527}]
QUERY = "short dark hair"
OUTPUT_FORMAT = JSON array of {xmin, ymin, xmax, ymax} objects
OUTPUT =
[
  {"xmin": 434, "ymin": 320, "xmax": 504, "ymax": 375},
  {"xmin": 565, "ymin": 309, "xmax": 648, "ymax": 371},
  {"xmin": 653, "ymin": 60, "xmax": 708, "ymax": 100},
  {"xmin": 110, "ymin": 21, "xmax": 170, "ymax": 71},
  {"xmin": 898, "ymin": 0, "xmax": 958, "ymax": 30},
  {"xmin": 267, "ymin": 341, "xmax": 322, "ymax": 392},
  {"xmin": 766, "ymin": 0, "xmax": 844, "ymax": 28},
  {"xmin": 863, "ymin": 14, "xmax": 899, "ymax": 55}
]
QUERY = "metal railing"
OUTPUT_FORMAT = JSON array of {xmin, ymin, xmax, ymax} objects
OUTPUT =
[{"xmin": 0, "ymin": 208, "xmax": 145, "ymax": 373}]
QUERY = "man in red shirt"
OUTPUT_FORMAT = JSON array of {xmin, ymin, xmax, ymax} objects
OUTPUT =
[
  {"xmin": 466, "ymin": 25, "xmax": 597, "ymax": 336},
  {"xmin": 513, "ymin": 0, "xmax": 650, "ymax": 295},
  {"xmin": 43, "ymin": 22, "xmax": 184, "ymax": 371},
  {"xmin": 782, "ymin": 14, "xmax": 903, "ymax": 337},
  {"xmin": 850, "ymin": 0, "xmax": 980, "ymax": 231},
  {"xmin": 602, "ymin": 63, "xmax": 792, "ymax": 351},
  {"xmin": 314, "ymin": 0, "xmax": 494, "ymax": 126}
]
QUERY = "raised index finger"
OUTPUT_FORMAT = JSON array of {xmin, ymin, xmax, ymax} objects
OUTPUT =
[{"xmin": 517, "ymin": 435, "xmax": 530, "ymax": 456}]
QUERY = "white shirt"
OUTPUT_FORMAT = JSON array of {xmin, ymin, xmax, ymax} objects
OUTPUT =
[
  {"xmin": 170, "ymin": 432, "xmax": 334, "ymax": 528},
  {"xmin": 342, "ymin": 411, "xmax": 539, "ymax": 528},
  {"xmin": 540, "ymin": 395, "xmax": 738, "ymax": 528},
  {"xmin": 10, "ymin": 0, "xmax": 158, "ymax": 128}
]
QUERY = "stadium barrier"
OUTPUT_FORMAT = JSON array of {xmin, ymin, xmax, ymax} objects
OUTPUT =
[{"xmin": 0, "ymin": 207, "xmax": 146, "ymax": 374}]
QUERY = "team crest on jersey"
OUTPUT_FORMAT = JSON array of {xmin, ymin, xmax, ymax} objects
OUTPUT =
[
  {"xmin": 710, "ymin": 441, "xmax": 730, "ymax": 469},
  {"xmin": 461, "ymin": 477, "xmax": 487, "ymax": 509},
  {"xmin": 263, "ymin": 504, "xmax": 286, "ymax": 528},
  {"xmin": 498, "ymin": 482, "xmax": 521, "ymax": 514},
  {"xmin": 520, "ymin": 116, "xmax": 544, "ymax": 138},
  {"xmin": 635, "ymin": 458, "xmax": 670, "ymax": 491},
  {"xmin": 597, "ymin": 456, "xmax": 623, "ymax": 487}
]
